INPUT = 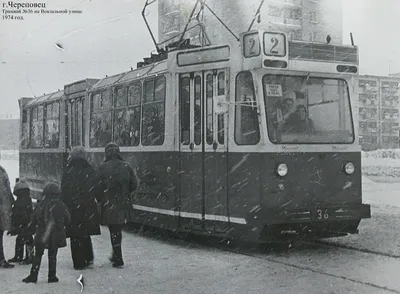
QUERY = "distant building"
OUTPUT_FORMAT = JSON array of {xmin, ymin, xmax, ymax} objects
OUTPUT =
[
  {"xmin": 158, "ymin": 0, "xmax": 343, "ymax": 48},
  {"xmin": 356, "ymin": 75, "xmax": 400, "ymax": 150},
  {"xmin": 0, "ymin": 119, "xmax": 19, "ymax": 150}
]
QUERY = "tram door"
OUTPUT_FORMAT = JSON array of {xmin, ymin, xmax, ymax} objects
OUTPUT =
[{"xmin": 179, "ymin": 70, "xmax": 229, "ymax": 233}]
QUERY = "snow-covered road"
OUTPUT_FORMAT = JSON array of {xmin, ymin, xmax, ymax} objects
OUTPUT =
[
  {"xmin": 0, "ymin": 226, "xmax": 395, "ymax": 294},
  {"xmin": 1, "ymin": 159, "xmax": 400, "ymax": 293}
]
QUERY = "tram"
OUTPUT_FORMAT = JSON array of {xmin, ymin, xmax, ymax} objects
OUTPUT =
[{"xmin": 18, "ymin": 25, "xmax": 371, "ymax": 241}]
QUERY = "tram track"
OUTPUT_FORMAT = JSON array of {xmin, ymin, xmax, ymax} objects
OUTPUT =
[
  {"xmin": 222, "ymin": 244, "xmax": 400, "ymax": 294},
  {"xmin": 304, "ymin": 239, "xmax": 400, "ymax": 260},
  {"xmin": 127, "ymin": 226, "xmax": 400, "ymax": 293}
]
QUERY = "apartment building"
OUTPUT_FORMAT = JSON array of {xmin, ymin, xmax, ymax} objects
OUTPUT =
[
  {"xmin": 356, "ymin": 75, "xmax": 400, "ymax": 150},
  {"xmin": 158, "ymin": 0, "xmax": 343, "ymax": 48}
]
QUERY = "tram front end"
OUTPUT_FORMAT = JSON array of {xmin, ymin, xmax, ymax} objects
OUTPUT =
[{"xmin": 232, "ymin": 30, "xmax": 371, "ymax": 241}]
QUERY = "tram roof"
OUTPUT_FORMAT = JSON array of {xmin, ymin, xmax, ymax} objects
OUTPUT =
[
  {"xmin": 91, "ymin": 60, "xmax": 168, "ymax": 91},
  {"xmin": 26, "ymin": 90, "xmax": 64, "ymax": 107}
]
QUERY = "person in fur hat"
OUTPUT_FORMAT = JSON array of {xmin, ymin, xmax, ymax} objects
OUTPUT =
[
  {"xmin": 23, "ymin": 182, "xmax": 71, "ymax": 284},
  {"xmin": 0, "ymin": 164, "xmax": 14, "ymax": 268},
  {"xmin": 8, "ymin": 178, "xmax": 34, "ymax": 265},
  {"xmin": 61, "ymin": 146, "xmax": 100, "ymax": 270}
]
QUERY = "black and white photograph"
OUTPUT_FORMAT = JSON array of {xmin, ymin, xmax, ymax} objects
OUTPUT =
[{"xmin": 0, "ymin": 0, "xmax": 399, "ymax": 292}]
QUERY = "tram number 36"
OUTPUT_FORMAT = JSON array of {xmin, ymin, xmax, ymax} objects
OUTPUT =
[{"xmin": 317, "ymin": 209, "xmax": 329, "ymax": 220}]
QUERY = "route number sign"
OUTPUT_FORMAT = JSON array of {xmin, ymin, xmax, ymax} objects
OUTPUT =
[
  {"xmin": 263, "ymin": 32, "xmax": 286, "ymax": 57},
  {"xmin": 243, "ymin": 32, "xmax": 260, "ymax": 58}
]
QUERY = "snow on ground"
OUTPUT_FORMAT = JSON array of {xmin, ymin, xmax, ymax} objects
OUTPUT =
[
  {"xmin": 362, "ymin": 176, "xmax": 400, "ymax": 208},
  {"xmin": 2, "ymin": 226, "xmax": 388, "ymax": 294},
  {"xmin": 362, "ymin": 150, "xmax": 400, "ymax": 180}
]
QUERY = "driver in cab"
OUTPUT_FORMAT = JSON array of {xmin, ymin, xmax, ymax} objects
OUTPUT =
[{"xmin": 272, "ymin": 91, "xmax": 297, "ymax": 140}]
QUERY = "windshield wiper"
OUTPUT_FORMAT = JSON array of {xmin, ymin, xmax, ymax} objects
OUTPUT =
[{"xmin": 308, "ymin": 100, "xmax": 337, "ymax": 107}]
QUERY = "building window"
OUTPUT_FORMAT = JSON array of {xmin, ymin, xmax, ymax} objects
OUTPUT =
[
  {"xmin": 310, "ymin": 32, "xmax": 318, "ymax": 42},
  {"xmin": 235, "ymin": 72, "xmax": 260, "ymax": 145},
  {"xmin": 359, "ymin": 94, "xmax": 377, "ymax": 106},
  {"xmin": 309, "ymin": 12, "xmax": 317, "ymax": 23},
  {"xmin": 359, "ymin": 80, "xmax": 377, "ymax": 88},
  {"xmin": 268, "ymin": 5, "xmax": 282, "ymax": 18},
  {"xmin": 287, "ymin": 9, "xmax": 301, "ymax": 20}
]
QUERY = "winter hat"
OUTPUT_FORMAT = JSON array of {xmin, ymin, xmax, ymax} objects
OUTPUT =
[
  {"xmin": 42, "ymin": 182, "xmax": 61, "ymax": 196},
  {"xmin": 104, "ymin": 142, "xmax": 123, "ymax": 161},
  {"xmin": 13, "ymin": 178, "xmax": 30, "ymax": 194},
  {"xmin": 69, "ymin": 146, "xmax": 86, "ymax": 160},
  {"xmin": 105, "ymin": 142, "xmax": 120, "ymax": 154}
]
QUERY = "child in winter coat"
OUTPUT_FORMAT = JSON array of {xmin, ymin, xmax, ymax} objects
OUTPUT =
[
  {"xmin": 23, "ymin": 182, "xmax": 71, "ymax": 284},
  {"xmin": 8, "ymin": 179, "xmax": 34, "ymax": 265}
]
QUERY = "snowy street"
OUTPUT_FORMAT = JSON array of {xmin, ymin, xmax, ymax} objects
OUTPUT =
[
  {"xmin": 1, "ymin": 225, "xmax": 394, "ymax": 294},
  {"xmin": 1, "ymin": 159, "xmax": 400, "ymax": 293}
]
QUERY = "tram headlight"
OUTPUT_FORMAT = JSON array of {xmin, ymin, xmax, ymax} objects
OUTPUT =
[
  {"xmin": 277, "ymin": 163, "xmax": 288, "ymax": 177},
  {"xmin": 344, "ymin": 162, "xmax": 355, "ymax": 175}
]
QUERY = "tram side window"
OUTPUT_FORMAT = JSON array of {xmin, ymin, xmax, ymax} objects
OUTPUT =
[
  {"xmin": 235, "ymin": 72, "xmax": 260, "ymax": 145},
  {"xmin": 90, "ymin": 91, "xmax": 112, "ymax": 147},
  {"xmin": 21, "ymin": 109, "xmax": 30, "ymax": 149},
  {"xmin": 44, "ymin": 102, "xmax": 60, "ymax": 148},
  {"xmin": 113, "ymin": 83, "xmax": 142, "ymax": 147},
  {"xmin": 180, "ymin": 76, "xmax": 190, "ymax": 145},
  {"xmin": 142, "ymin": 77, "xmax": 165, "ymax": 146},
  {"xmin": 77, "ymin": 99, "xmax": 83, "ymax": 146},
  {"xmin": 67, "ymin": 102, "xmax": 72, "ymax": 147},
  {"xmin": 217, "ymin": 72, "xmax": 225, "ymax": 144},
  {"xmin": 206, "ymin": 74, "xmax": 214, "ymax": 145},
  {"xmin": 194, "ymin": 76, "xmax": 202, "ymax": 145},
  {"xmin": 68, "ymin": 99, "xmax": 85, "ymax": 148},
  {"xmin": 71, "ymin": 101, "xmax": 76, "ymax": 146},
  {"xmin": 30, "ymin": 106, "xmax": 44, "ymax": 148}
]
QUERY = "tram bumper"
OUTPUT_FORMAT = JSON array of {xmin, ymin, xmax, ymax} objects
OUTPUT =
[{"xmin": 247, "ymin": 203, "xmax": 371, "ymax": 240}]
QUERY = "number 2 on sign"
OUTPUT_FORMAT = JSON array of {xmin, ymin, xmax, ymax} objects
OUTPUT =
[
  {"xmin": 249, "ymin": 38, "xmax": 256, "ymax": 54},
  {"xmin": 317, "ymin": 209, "xmax": 329, "ymax": 220},
  {"xmin": 270, "ymin": 37, "xmax": 279, "ymax": 54}
]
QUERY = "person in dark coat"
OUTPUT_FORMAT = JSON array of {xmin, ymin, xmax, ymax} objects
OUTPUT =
[
  {"xmin": 96, "ymin": 142, "xmax": 138, "ymax": 268},
  {"xmin": 60, "ymin": 146, "xmax": 101, "ymax": 270},
  {"xmin": 284, "ymin": 105, "xmax": 315, "ymax": 135},
  {"xmin": 0, "ymin": 164, "xmax": 14, "ymax": 268},
  {"xmin": 8, "ymin": 179, "xmax": 34, "ymax": 265},
  {"xmin": 22, "ymin": 182, "xmax": 71, "ymax": 284}
]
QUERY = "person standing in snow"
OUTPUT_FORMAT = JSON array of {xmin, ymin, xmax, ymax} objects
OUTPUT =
[
  {"xmin": 8, "ymin": 179, "xmax": 34, "ymax": 265},
  {"xmin": 23, "ymin": 182, "xmax": 71, "ymax": 283},
  {"xmin": 60, "ymin": 146, "xmax": 101, "ymax": 270},
  {"xmin": 0, "ymin": 164, "xmax": 14, "ymax": 268},
  {"xmin": 96, "ymin": 142, "xmax": 138, "ymax": 268}
]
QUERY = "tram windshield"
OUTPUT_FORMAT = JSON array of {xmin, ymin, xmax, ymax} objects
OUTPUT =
[{"xmin": 263, "ymin": 75, "xmax": 354, "ymax": 144}]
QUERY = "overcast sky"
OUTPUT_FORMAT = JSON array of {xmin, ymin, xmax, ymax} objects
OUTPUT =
[{"xmin": 0, "ymin": 0, "xmax": 399, "ymax": 118}]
